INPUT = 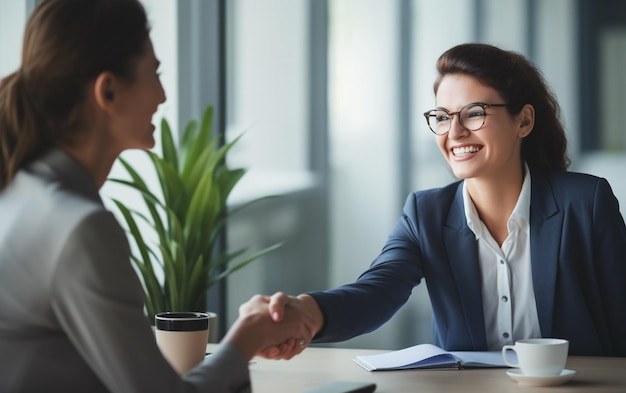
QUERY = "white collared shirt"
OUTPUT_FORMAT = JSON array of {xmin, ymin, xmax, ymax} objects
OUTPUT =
[{"xmin": 463, "ymin": 164, "xmax": 542, "ymax": 350}]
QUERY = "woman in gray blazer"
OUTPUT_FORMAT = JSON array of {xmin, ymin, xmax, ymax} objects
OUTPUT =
[{"xmin": 0, "ymin": 1, "xmax": 312, "ymax": 392}]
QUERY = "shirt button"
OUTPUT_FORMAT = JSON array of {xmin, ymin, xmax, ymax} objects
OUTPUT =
[
  {"xmin": 503, "ymin": 332, "xmax": 510, "ymax": 339},
  {"xmin": 499, "ymin": 260, "xmax": 505, "ymax": 265},
  {"xmin": 501, "ymin": 296, "xmax": 508, "ymax": 302}
]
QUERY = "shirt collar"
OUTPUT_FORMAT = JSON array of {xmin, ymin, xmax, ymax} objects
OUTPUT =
[{"xmin": 27, "ymin": 147, "xmax": 103, "ymax": 205}]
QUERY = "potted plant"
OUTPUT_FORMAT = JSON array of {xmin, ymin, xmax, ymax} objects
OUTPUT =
[{"xmin": 108, "ymin": 105, "xmax": 281, "ymax": 324}]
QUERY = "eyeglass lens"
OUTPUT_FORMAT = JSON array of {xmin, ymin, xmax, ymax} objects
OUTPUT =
[{"xmin": 427, "ymin": 104, "xmax": 487, "ymax": 134}]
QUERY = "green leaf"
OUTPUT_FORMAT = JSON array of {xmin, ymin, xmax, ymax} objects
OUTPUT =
[
  {"xmin": 185, "ymin": 254, "xmax": 205, "ymax": 305},
  {"xmin": 160, "ymin": 118, "xmax": 179, "ymax": 173},
  {"xmin": 112, "ymin": 199, "xmax": 151, "ymax": 265},
  {"xmin": 148, "ymin": 151, "xmax": 186, "ymax": 216},
  {"xmin": 181, "ymin": 106, "xmax": 214, "ymax": 180},
  {"xmin": 131, "ymin": 255, "xmax": 164, "ymax": 320},
  {"xmin": 161, "ymin": 243, "xmax": 179, "ymax": 310}
]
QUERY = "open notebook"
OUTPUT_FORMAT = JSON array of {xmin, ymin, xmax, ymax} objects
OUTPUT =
[{"xmin": 353, "ymin": 343, "xmax": 510, "ymax": 371}]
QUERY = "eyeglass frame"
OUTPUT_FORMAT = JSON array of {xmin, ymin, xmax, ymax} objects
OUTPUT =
[{"xmin": 423, "ymin": 102, "xmax": 509, "ymax": 135}]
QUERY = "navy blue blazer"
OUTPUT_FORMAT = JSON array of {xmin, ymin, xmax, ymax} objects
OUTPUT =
[{"xmin": 310, "ymin": 167, "xmax": 626, "ymax": 356}]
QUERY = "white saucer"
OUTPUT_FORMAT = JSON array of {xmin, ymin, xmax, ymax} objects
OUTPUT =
[{"xmin": 506, "ymin": 369, "xmax": 576, "ymax": 386}]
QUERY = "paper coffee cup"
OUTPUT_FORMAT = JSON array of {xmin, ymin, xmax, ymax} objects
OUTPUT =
[
  {"xmin": 155, "ymin": 312, "xmax": 210, "ymax": 375},
  {"xmin": 502, "ymin": 338, "xmax": 569, "ymax": 376}
]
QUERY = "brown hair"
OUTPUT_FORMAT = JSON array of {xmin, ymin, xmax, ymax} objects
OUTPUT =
[
  {"xmin": 0, "ymin": 0, "xmax": 150, "ymax": 190},
  {"xmin": 433, "ymin": 43, "xmax": 570, "ymax": 172}
]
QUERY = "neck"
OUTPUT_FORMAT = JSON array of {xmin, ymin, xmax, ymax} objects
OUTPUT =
[
  {"xmin": 465, "ymin": 165, "xmax": 525, "ymax": 246},
  {"xmin": 58, "ymin": 141, "xmax": 119, "ymax": 190}
]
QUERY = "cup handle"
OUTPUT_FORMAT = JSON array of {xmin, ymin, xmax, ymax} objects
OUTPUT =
[{"xmin": 501, "ymin": 345, "xmax": 519, "ymax": 368}]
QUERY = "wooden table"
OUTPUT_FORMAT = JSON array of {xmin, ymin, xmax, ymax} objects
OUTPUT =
[{"xmin": 208, "ymin": 344, "xmax": 626, "ymax": 392}]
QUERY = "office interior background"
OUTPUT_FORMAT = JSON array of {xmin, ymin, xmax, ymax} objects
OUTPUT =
[{"xmin": 1, "ymin": 0, "xmax": 625, "ymax": 350}]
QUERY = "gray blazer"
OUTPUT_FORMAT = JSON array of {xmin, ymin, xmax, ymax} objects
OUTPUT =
[{"xmin": 0, "ymin": 149, "xmax": 250, "ymax": 393}]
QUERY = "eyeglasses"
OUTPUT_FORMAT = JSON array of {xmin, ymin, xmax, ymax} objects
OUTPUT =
[{"xmin": 423, "ymin": 102, "xmax": 509, "ymax": 135}]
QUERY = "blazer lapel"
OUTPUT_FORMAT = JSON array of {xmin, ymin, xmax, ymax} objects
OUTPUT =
[
  {"xmin": 529, "ymin": 169, "xmax": 562, "ymax": 337},
  {"xmin": 443, "ymin": 183, "xmax": 487, "ymax": 349}
]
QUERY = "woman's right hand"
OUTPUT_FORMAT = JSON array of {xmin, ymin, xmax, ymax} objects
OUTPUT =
[{"xmin": 258, "ymin": 292, "xmax": 324, "ymax": 359}]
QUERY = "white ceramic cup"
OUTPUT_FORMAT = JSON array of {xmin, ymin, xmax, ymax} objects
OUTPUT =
[
  {"xmin": 155, "ymin": 312, "xmax": 210, "ymax": 375},
  {"xmin": 502, "ymin": 338, "xmax": 569, "ymax": 377}
]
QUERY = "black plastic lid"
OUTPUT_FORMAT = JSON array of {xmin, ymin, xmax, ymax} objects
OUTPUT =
[{"xmin": 155, "ymin": 312, "xmax": 209, "ymax": 331}]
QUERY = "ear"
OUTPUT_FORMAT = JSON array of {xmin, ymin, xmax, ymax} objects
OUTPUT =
[
  {"xmin": 517, "ymin": 104, "xmax": 535, "ymax": 138},
  {"xmin": 92, "ymin": 71, "xmax": 117, "ymax": 112}
]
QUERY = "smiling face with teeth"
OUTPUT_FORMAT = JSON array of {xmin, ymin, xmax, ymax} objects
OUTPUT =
[{"xmin": 434, "ymin": 73, "xmax": 532, "ymax": 184}]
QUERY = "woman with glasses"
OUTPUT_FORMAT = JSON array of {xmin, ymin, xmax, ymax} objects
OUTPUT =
[{"xmin": 262, "ymin": 42, "xmax": 626, "ymax": 357}]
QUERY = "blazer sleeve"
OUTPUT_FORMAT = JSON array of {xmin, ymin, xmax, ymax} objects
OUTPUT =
[
  {"xmin": 310, "ymin": 194, "xmax": 426, "ymax": 343},
  {"xmin": 51, "ymin": 210, "xmax": 250, "ymax": 393}
]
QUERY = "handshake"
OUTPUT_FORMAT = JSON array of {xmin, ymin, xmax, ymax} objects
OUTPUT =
[{"xmin": 223, "ymin": 292, "xmax": 324, "ymax": 362}]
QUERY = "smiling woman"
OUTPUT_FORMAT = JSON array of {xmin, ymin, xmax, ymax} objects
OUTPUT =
[
  {"xmin": 0, "ymin": 0, "xmax": 313, "ymax": 392},
  {"xmin": 258, "ymin": 42, "xmax": 626, "ymax": 360}
]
